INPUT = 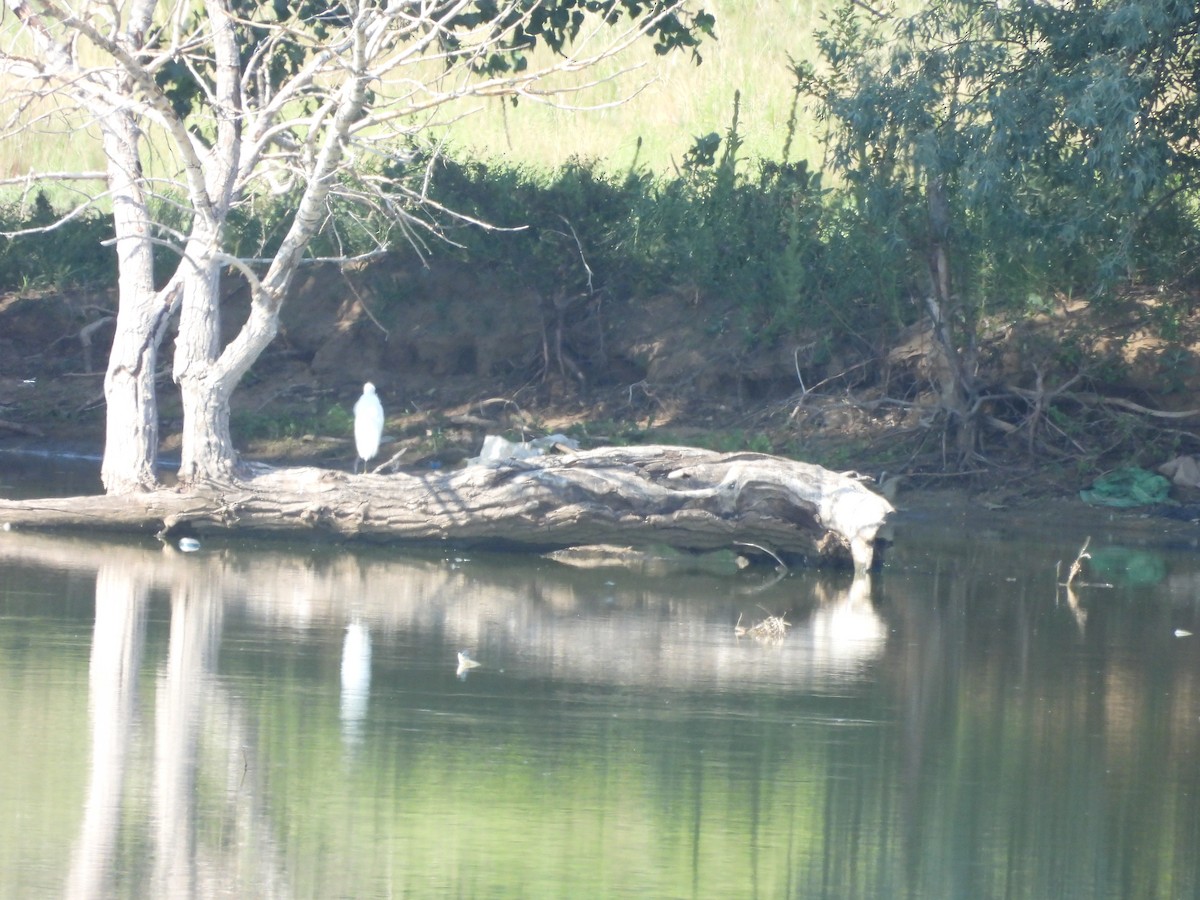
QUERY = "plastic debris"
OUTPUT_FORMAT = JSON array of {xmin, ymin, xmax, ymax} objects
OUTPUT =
[
  {"xmin": 1079, "ymin": 467, "xmax": 1171, "ymax": 508},
  {"xmin": 1159, "ymin": 455, "xmax": 1200, "ymax": 489},
  {"xmin": 469, "ymin": 433, "xmax": 580, "ymax": 466}
]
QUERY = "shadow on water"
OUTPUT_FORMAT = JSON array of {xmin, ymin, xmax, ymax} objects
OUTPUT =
[
  {"xmin": 0, "ymin": 449, "xmax": 106, "ymax": 498},
  {"xmin": 1, "ymin": 462, "xmax": 1200, "ymax": 897},
  {"xmin": 0, "ymin": 447, "xmax": 184, "ymax": 499}
]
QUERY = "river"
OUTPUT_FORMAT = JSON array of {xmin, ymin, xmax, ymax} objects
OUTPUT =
[{"xmin": 1, "ymin": 452, "xmax": 1198, "ymax": 898}]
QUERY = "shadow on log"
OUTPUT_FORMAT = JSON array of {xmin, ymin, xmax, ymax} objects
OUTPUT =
[{"xmin": 0, "ymin": 445, "xmax": 894, "ymax": 571}]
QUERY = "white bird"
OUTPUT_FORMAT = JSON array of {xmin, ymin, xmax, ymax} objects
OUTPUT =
[{"xmin": 353, "ymin": 382, "xmax": 385, "ymax": 474}]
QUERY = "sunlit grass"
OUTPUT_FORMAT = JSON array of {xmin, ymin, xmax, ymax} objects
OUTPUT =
[
  {"xmin": 0, "ymin": 0, "xmax": 839, "ymax": 192},
  {"xmin": 431, "ymin": 0, "xmax": 832, "ymax": 172}
]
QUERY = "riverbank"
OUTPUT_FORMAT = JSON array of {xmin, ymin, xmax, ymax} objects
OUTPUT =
[{"xmin": 4, "ymin": 257, "xmax": 1200, "ymax": 511}]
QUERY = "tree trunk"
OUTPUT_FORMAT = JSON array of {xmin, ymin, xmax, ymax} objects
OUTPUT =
[
  {"xmin": 178, "ymin": 376, "xmax": 240, "ymax": 483},
  {"xmin": 925, "ymin": 174, "xmax": 978, "ymax": 466},
  {"xmin": 0, "ymin": 447, "xmax": 895, "ymax": 572},
  {"xmin": 174, "ymin": 254, "xmax": 241, "ymax": 483},
  {"xmin": 99, "ymin": 111, "xmax": 167, "ymax": 495}
]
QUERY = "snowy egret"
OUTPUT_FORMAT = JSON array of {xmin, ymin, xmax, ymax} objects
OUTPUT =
[{"xmin": 353, "ymin": 382, "xmax": 385, "ymax": 474}]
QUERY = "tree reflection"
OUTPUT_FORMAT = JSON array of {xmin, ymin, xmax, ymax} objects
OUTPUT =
[
  {"xmin": 65, "ymin": 562, "xmax": 147, "ymax": 900},
  {"xmin": 151, "ymin": 562, "xmax": 224, "ymax": 897},
  {"xmin": 39, "ymin": 538, "xmax": 288, "ymax": 899},
  {"xmin": 0, "ymin": 525, "xmax": 1194, "ymax": 898}
]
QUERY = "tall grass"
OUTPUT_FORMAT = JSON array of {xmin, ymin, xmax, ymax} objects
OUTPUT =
[
  {"xmin": 0, "ymin": 1, "xmax": 836, "ymax": 185},
  {"xmin": 0, "ymin": 17, "xmax": 109, "ymax": 181},
  {"xmin": 432, "ymin": 0, "xmax": 831, "ymax": 172}
]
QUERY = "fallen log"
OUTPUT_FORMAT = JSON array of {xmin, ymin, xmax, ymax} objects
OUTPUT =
[{"xmin": 0, "ymin": 444, "xmax": 894, "ymax": 570}]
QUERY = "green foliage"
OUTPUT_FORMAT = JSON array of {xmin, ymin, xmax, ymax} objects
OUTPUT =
[
  {"xmin": 322, "ymin": 403, "xmax": 354, "ymax": 436},
  {"xmin": 795, "ymin": 0, "xmax": 1200, "ymax": 316},
  {"xmin": 234, "ymin": 399, "xmax": 356, "ymax": 443},
  {"xmin": 0, "ymin": 193, "xmax": 115, "ymax": 291},
  {"xmin": 443, "ymin": 2, "xmax": 715, "ymax": 67},
  {"xmin": 150, "ymin": 1, "xmax": 713, "ymax": 132},
  {"xmin": 152, "ymin": 0, "xmax": 354, "ymax": 126},
  {"xmin": 11, "ymin": 0, "xmax": 1200, "ymax": 383},
  {"xmin": 562, "ymin": 418, "xmax": 778, "ymax": 455},
  {"xmin": 688, "ymin": 429, "xmax": 775, "ymax": 454},
  {"xmin": 418, "ymin": 126, "xmax": 888, "ymax": 356}
]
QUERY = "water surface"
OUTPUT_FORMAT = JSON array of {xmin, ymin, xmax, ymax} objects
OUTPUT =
[{"xmin": 2, "ymin": 457, "xmax": 1199, "ymax": 898}]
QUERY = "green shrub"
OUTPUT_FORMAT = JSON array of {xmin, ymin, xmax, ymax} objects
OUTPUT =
[{"xmin": 0, "ymin": 192, "xmax": 115, "ymax": 291}]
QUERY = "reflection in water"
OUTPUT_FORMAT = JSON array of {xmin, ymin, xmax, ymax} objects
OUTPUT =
[
  {"xmin": 0, "ymin": 513, "xmax": 1198, "ymax": 898},
  {"xmin": 798, "ymin": 574, "xmax": 886, "ymax": 682},
  {"xmin": 152, "ymin": 571, "xmax": 223, "ymax": 898},
  {"xmin": 26, "ymin": 538, "xmax": 288, "ymax": 899},
  {"xmin": 340, "ymin": 620, "xmax": 372, "ymax": 744},
  {"xmin": 65, "ymin": 563, "xmax": 147, "ymax": 900},
  {"xmin": 455, "ymin": 649, "xmax": 481, "ymax": 680}
]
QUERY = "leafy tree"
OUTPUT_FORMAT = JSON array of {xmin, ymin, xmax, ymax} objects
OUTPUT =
[
  {"xmin": 0, "ymin": 0, "xmax": 713, "ymax": 492},
  {"xmin": 795, "ymin": 0, "xmax": 1200, "ymax": 463}
]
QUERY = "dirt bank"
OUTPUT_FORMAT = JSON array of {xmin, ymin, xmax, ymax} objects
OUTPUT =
[{"xmin": 3, "ymin": 255, "xmax": 1200, "ymax": 510}]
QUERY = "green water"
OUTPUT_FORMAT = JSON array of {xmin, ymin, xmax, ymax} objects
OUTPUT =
[{"xmin": 2, "ymin": 459, "xmax": 1199, "ymax": 898}]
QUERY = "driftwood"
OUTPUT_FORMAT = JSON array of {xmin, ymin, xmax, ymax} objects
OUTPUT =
[{"xmin": 0, "ymin": 444, "xmax": 894, "ymax": 570}]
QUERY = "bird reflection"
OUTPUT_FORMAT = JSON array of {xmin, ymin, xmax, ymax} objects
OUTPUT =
[
  {"xmin": 340, "ymin": 620, "xmax": 372, "ymax": 744},
  {"xmin": 456, "ymin": 650, "xmax": 481, "ymax": 680}
]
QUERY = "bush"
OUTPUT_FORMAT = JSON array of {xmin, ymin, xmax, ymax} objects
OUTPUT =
[{"xmin": 0, "ymin": 192, "xmax": 116, "ymax": 291}]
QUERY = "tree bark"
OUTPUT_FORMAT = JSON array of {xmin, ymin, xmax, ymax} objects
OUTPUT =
[
  {"xmin": 925, "ymin": 173, "xmax": 978, "ymax": 466},
  {"xmin": 99, "ymin": 99, "xmax": 165, "ymax": 494},
  {"xmin": 174, "ymin": 252, "xmax": 242, "ymax": 483},
  {"xmin": 0, "ymin": 446, "xmax": 894, "ymax": 571},
  {"xmin": 0, "ymin": 451, "xmax": 892, "ymax": 571}
]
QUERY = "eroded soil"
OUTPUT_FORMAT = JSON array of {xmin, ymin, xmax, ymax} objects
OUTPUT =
[{"xmin": 3, "ymin": 256, "xmax": 1200, "ymax": 510}]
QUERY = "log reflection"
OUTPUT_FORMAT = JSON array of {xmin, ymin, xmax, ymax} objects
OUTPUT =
[{"xmin": 0, "ymin": 533, "xmax": 887, "ymax": 694}]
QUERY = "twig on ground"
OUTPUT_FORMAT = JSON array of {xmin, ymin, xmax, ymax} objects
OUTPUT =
[
  {"xmin": 344, "ymin": 278, "xmax": 389, "ymax": 339},
  {"xmin": 370, "ymin": 447, "xmax": 407, "ymax": 474}
]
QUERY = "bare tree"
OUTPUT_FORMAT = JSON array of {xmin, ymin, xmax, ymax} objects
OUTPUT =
[{"xmin": 0, "ymin": 0, "xmax": 712, "ymax": 493}]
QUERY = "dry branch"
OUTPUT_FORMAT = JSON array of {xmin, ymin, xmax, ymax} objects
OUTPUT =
[
  {"xmin": 1063, "ymin": 536, "xmax": 1091, "ymax": 587},
  {"xmin": 735, "ymin": 610, "xmax": 791, "ymax": 642}
]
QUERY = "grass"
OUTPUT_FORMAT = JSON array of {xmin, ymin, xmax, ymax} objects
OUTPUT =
[
  {"xmin": 431, "ymin": 0, "xmax": 833, "ymax": 173},
  {"xmin": 233, "ymin": 402, "xmax": 354, "ymax": 443},
  {"xmin": 0, "ymin": 1, "xmax": 841, "ymax": 191}
]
